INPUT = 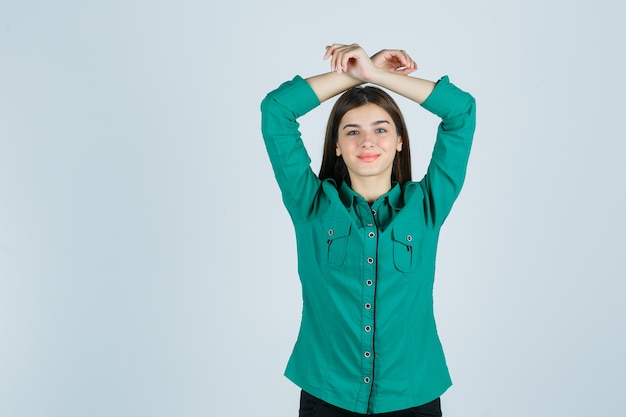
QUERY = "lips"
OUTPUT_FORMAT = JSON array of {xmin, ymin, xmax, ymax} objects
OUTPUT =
[{"xmin": 357, "ymin": 153, "xmax": 380, "ymax": 163}]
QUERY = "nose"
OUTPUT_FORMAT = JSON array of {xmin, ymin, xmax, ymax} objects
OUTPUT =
[{"xmin": 360, "ymin": 131, "xmax": 375, "ymax": 148}]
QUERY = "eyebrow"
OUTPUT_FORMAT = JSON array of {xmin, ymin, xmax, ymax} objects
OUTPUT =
[{"xmin": 342, "ymin": 120, "xmax": 390, "ymax": 130}]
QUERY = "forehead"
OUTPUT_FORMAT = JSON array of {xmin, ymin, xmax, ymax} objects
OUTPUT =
[{"xmin": 340, "ymin": 103, "xmax": 394, "ymax": 125}]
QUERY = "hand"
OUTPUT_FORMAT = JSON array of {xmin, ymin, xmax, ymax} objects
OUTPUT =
[
  {"xmin": 371, "ymin": 49, "xmax": 417, "ymax": 75},
  {"xmin": 324, "ymin": 43, "xmax": 377, "ymax": 82}
]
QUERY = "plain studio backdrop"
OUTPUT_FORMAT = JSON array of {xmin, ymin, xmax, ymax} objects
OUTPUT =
[{"xmin": 1, "ymin": 1, "xmax": 624, "ymax": 416}]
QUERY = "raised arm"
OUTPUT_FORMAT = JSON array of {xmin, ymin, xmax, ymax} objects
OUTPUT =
[
  {"xmin": 305, "ymin": 72, "xmax": 362, "ymax": 103},
  {"xmin": 323, "ymin": 43, "xmax": 436, "ymax": 104},
  {"xmin": 306, "ymin": 44, "xmax": 428, "ymax": 103}
]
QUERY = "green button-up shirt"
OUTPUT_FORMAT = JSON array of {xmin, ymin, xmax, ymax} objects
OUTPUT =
[{"xmin": 261, "ymin": 75, "xmax": 476, "ymax": 414}]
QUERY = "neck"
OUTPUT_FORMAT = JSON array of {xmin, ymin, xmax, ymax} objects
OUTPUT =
[{"xmin": 349, "ymin": 176, "xmax": 392, "ymax": 204}]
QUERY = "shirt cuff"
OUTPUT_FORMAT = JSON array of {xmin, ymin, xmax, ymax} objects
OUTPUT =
[
  {"xmin": 267, "ymin": 75, "xmax": 321, "ymax": 118},
  {"xmin": 421, "ymin": 76, "xmax": 473, "ymax": 119}
]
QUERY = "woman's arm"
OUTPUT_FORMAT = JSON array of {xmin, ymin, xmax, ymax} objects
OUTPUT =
[
  {"xmin": 305, "ymin": 71, "xmax": 362, "ymax": 103},
  {"xmin": 323, "ymin": 43, "xmax": 435, "ymax": 104},
  {"xmin": 306, "ymin": 44, "xmax": 424, "ymax": 103}
]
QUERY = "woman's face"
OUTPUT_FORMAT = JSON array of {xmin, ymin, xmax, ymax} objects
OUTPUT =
[{"xmin": 336, "ymin": 103, "xmax": 403, "ymax": 184}]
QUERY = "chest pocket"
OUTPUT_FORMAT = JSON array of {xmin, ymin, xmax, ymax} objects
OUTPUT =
[
  {"xmin": 392, "ymin": 224, "xmax": 423, "ymax": 273},
  {"xmin": 320, "ymin": 218, "xmax": 351, "ymax": 267}
]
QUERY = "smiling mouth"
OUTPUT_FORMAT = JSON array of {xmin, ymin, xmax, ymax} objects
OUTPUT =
[{"xmin": 357, "ymin": 154, "xmax": 379, "ymax": 162}]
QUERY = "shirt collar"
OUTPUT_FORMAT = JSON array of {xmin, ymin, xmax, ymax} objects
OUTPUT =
[
  {"xmin": 338, "ymin": 181, "xmax": 403, "ymax": 210},
  {"xmin": 338, "ymin": 181, "xmax": 357, "ymax": 209},
  {"xmin": 386, "ymin": 182, "xmax": 403, "ymax": 210}
]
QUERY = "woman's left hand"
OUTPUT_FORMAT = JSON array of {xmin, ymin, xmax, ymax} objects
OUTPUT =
[{"xmin": 324, "ymin": 43, "xmax": 377, "ymax": 82}]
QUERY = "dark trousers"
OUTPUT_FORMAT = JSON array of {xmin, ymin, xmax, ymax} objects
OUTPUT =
[{"xmin": 299, "ymin": 390, "xmax": 442, "ymax": 417}]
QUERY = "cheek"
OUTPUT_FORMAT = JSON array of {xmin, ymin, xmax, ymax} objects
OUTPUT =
[{"xmin": 336, "ymin": 138, "xmax": 352, "ymax": 156}]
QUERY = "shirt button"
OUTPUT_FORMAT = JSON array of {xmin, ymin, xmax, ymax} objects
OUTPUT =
[
  {"xmin": 366, "ymin": 280, "xmax": 373, "ymax": 286},
  {"xmin": 364, "ymin": 303, "xmax": 372, "ymax": 309},
  {"xmin": 368, "ymin": 232, "xmax": 375, "ymax": 238},
  {"xmin": 406, "ymin": 234, "xmax": 413, "ymax": 242},
  {"xmin": 367, "ymin": 257, "xmax": 374, "ymax": 264},
  {"xmin": 367, "ymin": 223, "xmax": 374, "ymax": 227},
  {"xmin": 372, "ymin": 209, "xmax": 377, "ymax": 215},
  {"xmin": 363, "ymin": 377, "xmax": 371, "ymax": 384},
  {"xmin": 364, "ymin": 351, "xmax": 371, "ymax": 358},
  {"xmin": 328, "ymin": 229, "xmax": 334, "ymax": 236},
  {"xmin": 364, "ymin": 326, "xmax": 371, "ymax": 332}
]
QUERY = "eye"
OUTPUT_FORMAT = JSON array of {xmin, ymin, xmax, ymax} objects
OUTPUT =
[
  {"xmin": 375, "ymin": 128, "xmax": 387, "ymax": 133},
  {"xmin": 347, "ymin": 130, "xmax": 359, "ymax": 136}
]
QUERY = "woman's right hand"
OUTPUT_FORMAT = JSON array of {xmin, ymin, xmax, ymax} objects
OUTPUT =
[{"xmin": 371, "ymin": 49, "xmax": 418, "ymax": 76}]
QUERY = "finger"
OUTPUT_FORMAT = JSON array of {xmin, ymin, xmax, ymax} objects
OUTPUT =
[
  {"xmin": 331, "ymin": 47, "xmax": 342, "ymax": 72},
  {"xmin": 324, "ymin": 44, "xmax": 341, "ymax": 70},
  {"xmin": 333, "ymin": 45, "xmax": 353, "ymax": 72},
  {"xmin": 339, "ymin": 46, "xmax": 361, "ymax": 73},
  {"xmin": 326, "ymin": 44, "xmax": 349, "ymax": 57},
  {"xmin": 326, "ymin": 44, "xmax": 346, "ymax": 72},
  {"xmin": 324, "ymin": 45, "xmax": 331, "ymax": 60},
  {"xmin": 388, "ymin": 50, "xmax": 413, "ymax": 70},
  {"xmin": 396, "ymin": 67, "xmax": 417, "ymax": 75},
  {"xmin": 394, "ymin": 50, "xmax": 410, "ymax": 69},
  {"xmin": 324, "ymin": 44, "xmax": 343, "ymax": 61},
  {"xmin": 335, "ymin": 51, "xmax": 346, "ymax": 73},
  {"xmin": 401, "ymin": 50, "xmax": 417, "ymax": 69}
]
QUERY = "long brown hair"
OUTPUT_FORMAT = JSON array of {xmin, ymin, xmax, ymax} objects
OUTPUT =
[{"xmin": 318, "ymin": 86, "xmax": 412, "ymax": 186}]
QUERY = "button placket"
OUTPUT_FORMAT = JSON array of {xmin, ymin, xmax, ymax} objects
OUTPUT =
[{"xmin": 360, "ymin": 207, "xmax": 377, "ymax": 392}]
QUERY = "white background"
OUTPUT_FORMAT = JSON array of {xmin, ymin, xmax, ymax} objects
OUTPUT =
[{"xmin": 1, "ymin": 1, "xmax": 624, "ymax": 416}]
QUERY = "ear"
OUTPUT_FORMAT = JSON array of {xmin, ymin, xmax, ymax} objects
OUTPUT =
[
  {"xmin": 336, "ymin": 143, "xmax": 342, "ymax": 157},
  {"xmin": 396, "ymin": 136, "xmax": 403, "ymax": 152}
]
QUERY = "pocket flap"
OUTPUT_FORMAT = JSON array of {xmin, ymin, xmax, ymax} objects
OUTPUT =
[
  {"xmin": 392, "ymin": 224, "xmax": 419, "ymax": 246},
  {"xmin": 322, "ymin": 217, "xmax": 351, "ymax": 240}
]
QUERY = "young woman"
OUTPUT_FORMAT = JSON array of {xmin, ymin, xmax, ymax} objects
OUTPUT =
[{"xmin": 261, "ymin": 43, "xmax": 476, "ymax": 416}]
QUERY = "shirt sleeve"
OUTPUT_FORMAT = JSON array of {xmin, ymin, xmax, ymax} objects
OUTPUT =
[
  {"xmin": 261, "ymin": 75, "xmax": 322, "ymax": 221},
  {"xmin": 419, "ymin": 76, "xmax": 477, "ymax": 226}
]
